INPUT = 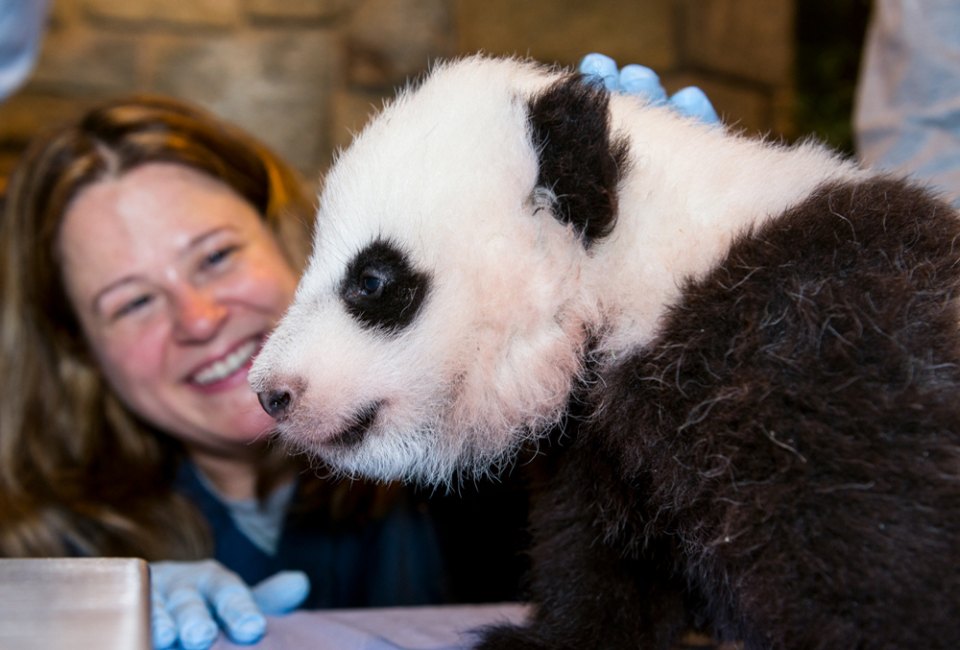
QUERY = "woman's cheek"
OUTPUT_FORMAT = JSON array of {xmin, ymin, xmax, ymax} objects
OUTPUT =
[
  {"xmin": 222, "ymin": 259, "xmax": 298, "ymax": 318},
  {"xmin": 95, "ymin": 322, "xmax": 170, "ymax": 386}
]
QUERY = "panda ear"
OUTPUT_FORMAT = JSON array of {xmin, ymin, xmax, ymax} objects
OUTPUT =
[{"xmin": 526, "ymin": 74, "xmax": 630, "ymax": 246}]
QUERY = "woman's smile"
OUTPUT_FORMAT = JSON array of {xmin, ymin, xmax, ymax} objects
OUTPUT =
[{"xmin": 187, "ymin": 336, "xmax": 263, "ymax": 391}]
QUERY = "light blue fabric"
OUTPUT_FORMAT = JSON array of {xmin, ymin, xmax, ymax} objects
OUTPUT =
[
  {"xmin": 578, "ymin": 52, "xmax": 719, "ymax": 124},
  {"xmin": 0, "ymin": 0, "xmax": 48, "ymax": 101},
  {"xmin": 854, "ymin": 0, "xmax": 960, "ymax": 206},
  {"xmin": 224, "ymin": 481, "xmax": 296, "ymax": 556},
  {"xmin": 191, "ymin": 464, "xmax": 296, "ymax": 556}
]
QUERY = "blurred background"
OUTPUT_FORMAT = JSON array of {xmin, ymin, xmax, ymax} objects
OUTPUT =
[{"xmin": 0, "ymin": 0, "xmax": 870, "ymax": 189}]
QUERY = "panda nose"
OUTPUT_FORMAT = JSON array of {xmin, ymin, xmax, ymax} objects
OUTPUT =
[{"xmin": 258, "ymin": 387, "xmax": 294, "ymax": 420}]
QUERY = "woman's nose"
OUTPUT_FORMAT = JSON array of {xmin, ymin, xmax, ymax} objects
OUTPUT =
[{"xmin": 171, "ymin": 287, "xmax": 227, "ymax": 342}]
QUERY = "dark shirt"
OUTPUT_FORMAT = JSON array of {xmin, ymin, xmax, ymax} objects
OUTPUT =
[{"xmin": 174, "ymin": 463, "xmax": 448, "ymax": 609}]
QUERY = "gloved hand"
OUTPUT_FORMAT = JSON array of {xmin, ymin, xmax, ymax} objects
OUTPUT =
[
  {"xmin": 150, "ymin": 560, "xmax": 310, "ymax": 650},
  {"xmin": 579, "ymin": 52, "xmax": 720, "ymax": 124}
]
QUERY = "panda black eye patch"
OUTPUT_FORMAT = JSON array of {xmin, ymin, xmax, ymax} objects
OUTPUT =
[{"xmin": 340, "ymin": 239, "xmax": 431, "ymax": 333}]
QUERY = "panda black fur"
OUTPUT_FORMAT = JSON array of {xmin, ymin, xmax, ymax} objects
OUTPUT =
[{"xmin": 251, "ymin": 56, "xmax": 960, "ymax": 649}]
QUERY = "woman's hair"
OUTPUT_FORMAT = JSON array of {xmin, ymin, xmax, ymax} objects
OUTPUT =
[{"xmin": 0, "ymin": 95, "xmax": 317, "ymax": 558}]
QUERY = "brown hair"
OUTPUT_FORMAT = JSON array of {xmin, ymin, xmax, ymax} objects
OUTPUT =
[{"xmin": 0, "ymin": 95, "xmax": 318, "ymax": 558}]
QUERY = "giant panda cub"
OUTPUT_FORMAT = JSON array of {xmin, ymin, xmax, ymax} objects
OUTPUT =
[{"xmin": 250, "ymin": 56, "xmax": 960, "ymax": 649}]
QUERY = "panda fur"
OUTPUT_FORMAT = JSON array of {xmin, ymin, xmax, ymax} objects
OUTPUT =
[{"xmin": 250, "ymin": 56, "xmax": 960, "ymax": 649}]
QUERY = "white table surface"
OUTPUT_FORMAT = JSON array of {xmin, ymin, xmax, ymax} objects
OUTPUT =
[
  {"xmin": 0, "ymin": 558, "xmax": 151, "ymax": 650},
  {"xmin": 211, "ymin": 603, "xmax": 531, "ymax": 650}
]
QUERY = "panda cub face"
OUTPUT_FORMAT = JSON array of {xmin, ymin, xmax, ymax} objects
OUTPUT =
[{"xmin": 250, "ymin": 57, "xmax": 611, "ymax": 484}]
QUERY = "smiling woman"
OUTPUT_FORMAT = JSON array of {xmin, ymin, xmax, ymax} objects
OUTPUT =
[
  {"xmin": 57, "ymin": 163, "xmax": 299, "ymax": 494},
  {"xmin": 0, "ymin": 94, "xmax": 310, "ymax": 556},
  {"xmin": 0, "ymin": 95, "xmax": 453, "ymax": 649}
]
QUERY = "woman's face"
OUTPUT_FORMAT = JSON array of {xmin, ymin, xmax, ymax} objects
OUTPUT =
[{"xmin": 58, "ymin": 163, "xmax": 299, "ymax": 458}]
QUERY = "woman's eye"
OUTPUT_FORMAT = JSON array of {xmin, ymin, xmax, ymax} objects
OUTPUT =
[
  {"xmin": 113, "ymin": 294, "xmax": 153, "ymax": 320},
  {"xmin": 360, "ymin": 272, "xmax": 385, "ymax": 297},
  {"xmin": 203, "ymin": 245, "xmax": 239, "ymax": 269}
]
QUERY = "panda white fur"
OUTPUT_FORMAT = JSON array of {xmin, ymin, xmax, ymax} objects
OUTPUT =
[{"xmin": 250, "ymin": 56, "xmax": 960, "ymax": 649}]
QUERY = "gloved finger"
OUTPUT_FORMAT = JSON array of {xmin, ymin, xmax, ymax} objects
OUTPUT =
[
  {"xmin": 578, "ymin": 52, "xmax": 620, "ymax": 91},
  {"xmin": 617, "ymin": 64, "xmax": 668, "ymax": 104},
  {"xmin": 150, "ymin": 586, "xmax": 178, "ymax": 649},
  {"xmin": 669, "ymin": 86, "xmax": 720, "ymax": 124},
  {"xmin": 251, "ymin": 571, "xmax": 311, "ymax": 615},
  {"xmin": 204, "ymin": 570, "xmax": 266, "ymax": 645},
  {"xmin": 166, "ymin": 586, "xmax": 219, "ymax": 650}
]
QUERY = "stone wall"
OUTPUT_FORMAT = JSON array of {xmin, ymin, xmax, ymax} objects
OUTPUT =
[{"xmin": 0, "ymin": 0, "xmax": 795, "ymax": 188}]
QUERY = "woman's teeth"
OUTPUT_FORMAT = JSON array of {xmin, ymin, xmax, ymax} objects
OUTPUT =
[{"xmin": 192, "ymin": 340, "xmax": 259, "ymax": 385}]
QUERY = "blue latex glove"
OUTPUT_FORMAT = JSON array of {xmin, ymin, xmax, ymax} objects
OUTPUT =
[
  {"xmin": 150, "ymin": 560, "xmax": 310, "ymax": 650},
  {"xmin": 0, "ymin": 0, "xmax": 49, "ymax": 102},
  {"xmin": 579, "ymin": 52, "xmax": 720, "ymax": 125}
]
